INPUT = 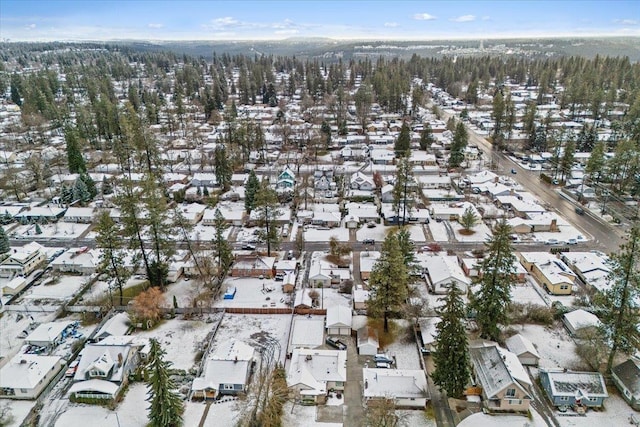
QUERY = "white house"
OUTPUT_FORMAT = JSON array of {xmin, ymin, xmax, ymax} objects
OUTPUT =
[
  {"xmin": 350, "ymin": 171, "xmax": 375, "ymax": 191},
  {"xmin": 25, "ymin": 321, "xmax": 73, "ymax": 349},
  {"xmin": 505, "ymin": 334, "xmax": 540, "ymax": 366},
  {"xmin": 420, "ymin": 254, "xmax": 471, "ymax": 294},
  {"xmin": 326, "ymin": 305, "xmax": 352, "ymax": 335},
  {"xmin": 62, "ymin": 207, "xmax": 96, "ymax": 223},
  {"xmin": 50, "ymin": 247, "xmax": 100, "ymax": 274},
  {"xmin": 287, "ymin": 348, "xmax": 347, "ymax": 404},
  {"xmin": 563, "ymin": 309, "xmax": 601, "ymax": 336},
  {"xmin": 0, "ymin": 242, "xmax": 47, "ymax": 279},
  {"xmin": 362, "ymin": 368, "xmax": 429, "ymax": 408},
  {"xmin": 2, "ymin": 276, "xmax": 28, "ymax": 296},
  {"xmin": 0, "ymin": 354, "xmax": 64, "ymax": 399}
]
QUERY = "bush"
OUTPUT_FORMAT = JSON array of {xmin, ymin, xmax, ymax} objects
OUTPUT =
[{"xmin": 508, "ymin": 303, "xmax": 554, "ymax": 326}]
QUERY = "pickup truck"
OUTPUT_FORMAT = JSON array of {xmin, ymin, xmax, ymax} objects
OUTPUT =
[{"xmin": 325, "ymin": 336, "xmax": 347, "ymax": 350}]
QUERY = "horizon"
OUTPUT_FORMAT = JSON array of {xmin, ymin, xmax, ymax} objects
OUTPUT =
[{"xmin": 1, "ymin": 0, "xmax": 639, "ymax": 42}]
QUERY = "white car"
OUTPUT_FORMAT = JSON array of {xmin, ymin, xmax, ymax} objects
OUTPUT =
[{"xmin": 65, "ymin": 360, "xmax": 79, "ymax": 377}]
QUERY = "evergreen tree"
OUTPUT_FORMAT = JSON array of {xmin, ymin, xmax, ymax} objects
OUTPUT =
[
  {"xmin": 448, "ymin": 122, "xmax": 468, "ymax": 168},
  {"xmin": 368, "ymin": 232, "xmax": 409, "ymax": 332},
  {"xmin": 560, "ymin": 139, "xmax": 576, "ymax": 181},
  {"xmin": 0, "ymin": 226, "xmax": 9, "ymax": 254},
  {"xmin": 212, "ymin": 209, "xmax": 233, "ymax": 280},
  {"xmin": 35, "ymin": 223, "xmax": 42, "ymax": 235},
  {"xmin": 491, "ymin": 89, "xmax": 506, "ymax": 147},
  {"xmin": 65, "ymin": 126, "xmax": 87, "ymax": 174},
  {"xmin": 255, "ymin": 179, "xmax": 281, "ymax": 257},
  {"xmin": 244, "ymin": 170, "xmax": 260, "ymax": 213},
  {"xmin": 470, "ymin": 220, "xmax": 516, "ymax": 342},
  {"xmin": 396, "ymin": 227, "xmax": 419, "ymax": 275},
  {"xmin": 432, "ymin": 284, "xmax": 470, "ymax": 398},
  {"xmin": 95, "ymin": 211, "xmax": 130, "ymax": 306},
  {"xmin": 101, "ymin": 176, "xmax": 113, "ymax": 195},
  {"xmin": 214, "ymin": 145, "xmax": 232, "ymax": 191},
  {"xmin": 419, "ymin": 123, "xmax": 435, "ymax": 151},
  {"xmin": 72, "ymin": 177, "xmax": 90, "ymax": 204},
  {"xmin": 80, "ymin": 173, "xmax": 97, "ymax": 199},
  {"xmin": 460, "ymin": 206, "xmax": 478, "ymax": 232},
  {"xmin": 586, "ymin": 140, "xmax": 606, "ymax": 182},
  {"xmin": 597, "ymin": 226, "xmax": 640, "ymax": 372},
  {"xmin": 146, "ymin": 339, "xmax": 184, "ymax": 427},
  {"xmin": 394, "ymin": 122, "xmax": 411, "ymax": 155},
  {"xmin": 392, "ymin": 156, "xmax": 415, "ymax": 226}
]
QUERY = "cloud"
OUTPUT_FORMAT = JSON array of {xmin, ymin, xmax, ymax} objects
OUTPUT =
[
  {"xmin": 147, "ymin": 23, "xmax": 163, "ymax": 29},
  {"xmin": 274, "ymin": 29, "xmax": 299, "ymax": 35},
  {"xmin": 24, "ymin": 23, "xmax": 36, "ymax": 30},
  {"xmin": 384, "ymin": 22, "xmax": 399, "ymax": 28},
  {"xmin": 482, "ymin": 16, "xmax": 491, "ymax": 21},
  {"xmin": 413, "ymin": 13, "xmax": 436, "ymax": 21},
  {"xmin": 614, "ymin": 19, "xmax": 638, "ymax": 25},
  {"xmin": 451, "ymin": 15, "xmax": 476, "ymax": 23},
  {"xmin": 212, "ymin": 16, "xmax": 240, "ymax": 28}
]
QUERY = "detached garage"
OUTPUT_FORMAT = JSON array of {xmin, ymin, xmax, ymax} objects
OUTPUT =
[{"xmin": 326, "ymin": 306, "xmax": 352, "ymax": 336}]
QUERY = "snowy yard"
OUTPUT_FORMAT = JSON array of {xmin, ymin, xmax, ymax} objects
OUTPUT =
[
  {"xmin": 19, "ymin": 274, "xmax": 88, "ymax": 302},
  {"xmin": 383, "ymin": 319, "xmax": 422, "ymax": 370},
  {"xmin": 510, "ymin": 280, "xmax": 548, "ymax": 306},
  {"xmin": 428, "ymin": 221, "xmax": 449, "ymax": 242},
  {"xmin": 556, "ymin": 391, "xmax": 637, "ymax": 427},
  {"xmin": 2, "ymin": 399, "xmax": 35, "ymax": 427},
  {"xmin": 0, "ymin": 310, "xmax": 56, "ymax": 359},
  {"xmin": 517, "ymin": 324, "xmax": 583, "ymax": 370},
  {"xmin": 399, "ymin": 410, "xmax": 436, "ymax": 427},
  {"xmin": 198, "ymin": 399, "xmax": 243, "ymax": 426},
  {"xmin": 356, "ymin": 224, "xmax": 426, "ymax": 242},
  {"xmin": 11, "ymin": 222, "xmax": 90, "ymax": 239},
  {"xmin": 451, "ymin": 221, "xmax": 493, "ymax": 243},
  {"xmin": 283, "ymin": 402, "xmax": 342, "ymax": 427},
  {"xmin": 189, "ymin": 223, "xmax": 233, "ymax": 241},
  {"xmin": 215, "ymin": 277, "xmax": 291, "ymax": 309},
  {"xmin": 305, "ymin": 226, "xmax": 349, "ymax": 242}
]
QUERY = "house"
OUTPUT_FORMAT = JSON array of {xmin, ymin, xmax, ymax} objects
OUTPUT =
[
  {"xmin": 350, "ymin": 171, "xmax": 375, "ymax": 191},
  {"xmin": 362, "ymin": 368, "xmax": 429, "ymax": 409},
  {"xmin": 50, "ymin": 247, "xmax": 100, "ymax": 274},
  {"xmin": 380, "ymin": 184, "xmax": 394, "ymax": 203},
  {"xmin": 274, "ymin": 259, "xmax": 297, "ymax": 275},
  {"xmin": 469, "ymin": 345, "xmax": 532, "ymax": 414},
  {"xmin": 92, "ymin": 312, "xmax": 131, "ymax": 342},
  {"xmin": 359, "ymin": 251, "xmax": 380, "ymax": 281},
  {"xmin": 326, "ymin": 305, "xmax": 352, "ymax": 335},
  {"xmin": 202, "ymin": 203, "xmax": 245, "ymax": 226},
  {"xmin": 357, "ymin": 326, "xmax": 379, "ymax": 356},
  {"xmin": 230, "ymin": 255, "xmax": 276, "ymax": 278},
  {"xmin": 0, "ymin": 354, "xmax": 64, "ymax": 399},
  {"xmin": 282, "ymin": 272, "xmax": 296, "ymax": 293},
  {"xmin": 277, "ymin": 166, "xmax": 296, "ymax": 189},
  {"xmin": 14, "ymin": 206, "xmax": 66, "ymax": 223},
  {"xmin": 190, "ymin": 173, "xmax": 217, "ymax": 187},
  {"xmin": 70, "ymin": 340, "xmax": 140, "ymax": 401},
  {"xmin": 505, "ymin": 334, "xmax": 540, "ymax": 366},
  {"xmin": 418, "ymin": 317, "xmax": 441, "ymax": 354},
  {"xmin": 175, "ymin": 203, "xmax": 207, "ymax": 225},
  {"xmin": 25, "ymin": 321, "xmax": 73, "ymax": 349},
  {"xmin": 353, "ymin": 286, "xmax": 370, "ymax": 311},
  {"xmin": 563, "ymin": 309, "xmax": 601, "ymax": 336},
  {"xmin": 62, "ymin": 207, "xmax": 95, "ymax": 223},
  {"xmin": 288, "ymin": 317, "xmax": 325, "ymax": 355},
  {"xmin": 539, "ymin": 369, "xmax": 608, "ymax": 409},
  {"xmin": 518, "ymin": 252, "xmax": 576, "ymax": 295},
  {"xmin": 287, "ymin": 348, "xmax": 347, "ymax": 404},
  {"xmin": 612, "ymin": 358, "xmax": 640, "ymax": 410},
  {"xmin": 1, "ymin": 276, "xmax": 28, "ymax": 296},
  {"xmin": 419, "ymin": 254, "xmax": 471, "ymax": 294},
  {"xmin": 311, "ymin": 211, "xmax": 342, "ymax": 228},
  {"xmin": 561, "ymin": 251, "xmax": 610, "ymax": 294},
  {"xmin": 0, "ymin": 242, "xmax": 47, "ymax": 279},
  {"xmin": 191, "ymin": 340, "xmax": 255, "ymax": 400}
]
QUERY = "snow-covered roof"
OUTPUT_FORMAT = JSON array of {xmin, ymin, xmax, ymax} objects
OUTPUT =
[
  {"xmin": 418, "ymin": 317, "xmax": 441, "ymax": 347},
  {"xmin": 290, "ymin": 317, "xmax": 325, "ymax": 350},
  {"xmin": 287, "ymin": 349, "xmax": 347, "ymax": 395},
  {"xmin": 362, "ymin": 368, "xmax": 428, "ymax": 400},
  {"xmin": 505, "ymin": 334, "xmax": 540, "ymax": 359},
  {"xmin": 210, "ymin": 339, "xmax": 255, "ymax": 362},
  {"xmin": 0, "ymin": 354, "xmax": 62, "ymax": 390},
  {"xmin": 326, "ymin": 305, "xmax": 352, "ymax": 328},
  {"xmin": 470, "ymin": 345, "xmax": 531, "ymax": 400},
  {"xmin": 69, "ymin": 379, "xmax": 119, "ymax": 397},
  {"xmin": 359, "ymin": 251, "xmax": 381, "ymax": 274},
  {"xmin": 540, "ymin": 369, "xmax": 608, "ymax": 398},
  {"xmin": 563, "ymin": 309, "xmax": 601, "ymax": 331},
  {"xmin": 421, "ymin": 254, "xmax": 471, "ymax": 287},
  {"xmin": 193, "ymin": 359, "xmax": 251, "ymax": 391},
  {"xmin": 75, "ymin": 343, "xmax": 132, "ymax": 382},
  {"xmin": 26, "ymin": 321, "xmax": 72, "ymax": 344},
  {"xmin": 95, "ymin": 312, "xmax": 130, "ymax": 340}
]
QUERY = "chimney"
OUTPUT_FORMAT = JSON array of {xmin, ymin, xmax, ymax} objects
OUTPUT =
[
  {"xmin": 117, "ymin": 353, "xmax": 123, "ymax": 367},
  {"xmin": 305, "ymin": 354, "xmax": 312, "ymax": 361},
  {"xmin": 234, "ymin": 356, "xmax": 238, "ymax": 364}
]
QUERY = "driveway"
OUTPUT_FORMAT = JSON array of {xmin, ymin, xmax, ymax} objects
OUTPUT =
[{"xmin": 343, "ymin": 336, "xmax": 365, "ymax": 427}]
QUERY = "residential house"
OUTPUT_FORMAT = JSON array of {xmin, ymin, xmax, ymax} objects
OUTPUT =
[
  {"xmin": 380, "ymin": 184, "xmax": 395, "ymax": 203},
  {"xmin": 287, "ymin": 349, "xmax": 347, "ymax": 404},
  {"xmin": 288, "ymin": 317, "xmax": 325, "ymax": 355},
  {"xmin": 518, "ymin": 252, "xmax": 576, "ymax": 295},
  {"xmin": 175, "ymin": 203, "xmax": 207, "ymax": 225},
  {"xmin": 561, "ymin": 252, "xmax": 610, "ymax": 294},
  {"xmin": 62, "ymin": 207, "xmax": 95, "ymax": 223},
  {"xmin": 2, "ymin": 276, "xmax": 27, "ymax": 296},
  {"xmin": 0, "ymin": 354, "xmax": 64, "ymax": 399},
  {"xmin": 0, "ymin": 242, "xmax": 47, "ymax": 279},
  {"xmin": 190, "ymin": 173, "xmax": 217, "ymax": 187},
  {"xmin": 191, "ymin": 340, "xmax": 255, "ymax": 400},
  {"xmin": 70, "ymin": 340, "xmax": 141, "ymax": 401},
  {"xmin": 469, "ymin": 345, "xmax": 532, "ymax": 414},
  {"xmin": 350, "ymin": 172, "xmax": 375, "ymax": 191},
  {"xmin": 362, "ymin": 368, "xmax": 429, "ymax": 409},
  {"xmin": 274, "ymin": 260, "xmax": 297, "ymax": 275},
  {"xmin": 92, "ymin": 312, "xmax": 131, "ymax": 343},
  {"xmin": 311, "ymin": 211, "xmax": 342, "ymax": 228},
  {"xmin": 277, "ymin": 167, "xmax": 296, "ymax": 190},
  {"xmin": 505, "ymin": 334, "xmax": 540, "ymax": 366},
  {"xmin": 25, "ymin": 321, "xmax": 73, "ymax": 349},
  {"xmin": 14, "ymin": 206, "xmax": 66, "ymax": 223},
  {"xmin": 612, "ymin": 358, "xmax": 640, "ymax": 410},
  {"xmin": 202, "ymin": 202, "xmax": 245, "ymax": 226},
  {"xmin": 539, "ymin": 369, "xmax": 608, "ymax": 409},
  {"xmin": 563, "ymin": 309, "xmax": 601, "ymax": 336},
  {"xmin": 50, "ymin": 247, "xmax": 100, "ymax": 274},
  {"xmin": 230, "ymin": 255, "xmax": 276, "ymax": 278},
  {"xmin": 419, "ymin": 254, "xmax": 471, "ymax": 294},
  {"xmin": 359, "ymin": 251, "xmax": 380, "ymax": 281},
  {"xmin": 357, "ymin": 327, "xmax": 379, "ymax": 356},
  {"xmin": 508, "ymin": 215, "xmax": 558, "ymax": 234},
  {"xmin": 326, "ymin": 305, "xmax": 352, "ymax": 335}
]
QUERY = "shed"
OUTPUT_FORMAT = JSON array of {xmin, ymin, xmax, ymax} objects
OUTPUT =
[
  {"xmin": 612, "ymin": 358, "xmax": 640, "ymax": 410},
  {"xmin": 326, "ymin": 305, "xmax": 352, "ymax": 335},
  {"xmin": 505, "ymin": 334, "xmax": 540, "ymax": 366},
  {"xmin": 418, "ymin": 317, "xmax": 441, "ymax": 354},
  {"xmin": 25, "ymin": 321, "xmax": 72, "ymax": 348},
  {"xmin": 563, "ymin": 309, "xmax": 601, "ymax": 336},
  {"xmin": 357, "ymin": 326, "xmax": 379, "ymax": 356}
]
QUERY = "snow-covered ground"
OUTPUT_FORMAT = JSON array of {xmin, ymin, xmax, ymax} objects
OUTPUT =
[
  {"xmin": 458, "ymin": 408, "xmax": 546, "ymax": 426},
  {"xmin": 451, "ymin": 221, "xmax": 493, "ymax": 243},
  {"xmin": 384, "ymin": 319, "xmax": 422, "ymax": 370},
  {"xmin": 283, "ymin": 402, "xmax": 342, "ymax": 427},
  {"xmin": 556, "ymin": 391, "xmax": 637, "ymax": 427},
  {"xmin": 19, "ymin": 274, "xmax": 87, "ymax": 301},
  {"xmin": 305, "ymin": 226, "xmax": 350, "ymax": 242},
  {"xmin": 428, "ymin": 221, "xmax": 449, "ymax": 242},
  {"xmin": 3, "ymin": 399, "xmax": 35, "ymax": 427},
  {"xmin": 216, "ymin": 277, "xmax": 291, "ymax": 309},
  {"xmin": 189, "ymin": 223, "xmax": 233, "ymax": 242},
  {"xmin": 399, "ymin": 410, "xmax": 436, "ymax": 427},
  {"xmin": 517, "ymin": 324, "xmax": 583, "ymax": 370},
  {"xmin": 0, "ymin": 310, "xmax": 56, "ymax": 359},
  {"xmin": 198, "ymin": 399, "xmax": 243, "ymax": 426},
  {"xmin": 11, "ymin": 222, "xmax": 90, "ymax": 239},
  {"xmin": 511, "ymin": 280, "xmax": 548, "ymax": 306},
  {"xmin": 356, "ymin": 224, "xmax": 426, "ymax": 242}
]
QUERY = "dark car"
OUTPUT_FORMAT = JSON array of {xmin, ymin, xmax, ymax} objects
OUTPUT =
[
  {"xmin": 362, "ymin": 238, "xmax": 375, "ymax": 245},
  {"xmin": 575, "ymin": 207, "xmax": 585, "ymax": 215},
  {"xmin": 325, "ymin": 336, "xmax": 347, "ymax": 350}
]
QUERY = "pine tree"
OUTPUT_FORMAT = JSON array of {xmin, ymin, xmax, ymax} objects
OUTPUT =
[
  {"xmin": 470, "ymin": 220, "xmax": 516, "ymax": 342},
  {"xmin": 255, "ymin": 179, "xmax": 281, "ymax": 257},
  {"xmin": 72, "ymin": 177, "xmax": 90, "ymax": 204},
  {"xmin": 35, "ymin": 223, "xmax": 42, "ymax": 235},
  {"xmin": 491, "ymin": 89, "xmax": 505, "ymax": 147},
  {"xmin": 212, "ymin": 209, "xmax": 233, "ymax": 280},
  {"xmin": 146, "ymin": 339, "xmax": 184, "ymax": 427},
  {"xmin": 0, "ymin": 226, "xmax": 9, "ymax": 254},
  {"xmin": 244, "ymin": 170, "xmax": 260, "ymax": 213},
  {"xmin": 101, "ymin": 176, "xmax": 113, "ymax": 195},
  {"xmin": 598, "ymin": 226, "xmax": 640, "ymax": 372},
  {"xmin": 460, "ymin": 206, "xmax": 478, "ymax": 232},
  {"xmin": 80, "ymin": 173, "xmax": 97, "ymax": 199},
  {"xmin": 560, "ymin": 139, "xmax": 576, "ymax": 182},
  {"xmin": 448, "ymin": 122, "xmax": 468, "ymax": 168},
  {"xmin": 586, "ymin": 140, "xmax": 606, "ymax": 182},
  {"xmin": 419, "ymin": 123, "xmax": 435, "ymax": 151},
  {"xmin": 432, "ymin": 284, "xmax": 470, "ymax": 398},
  {"xmin": 65, "ymin": 126, "xmax": 87, "ymax": 174},
  {"xmin": 394, "ymin": 122, "xmax": 411, "ymax": 155},
  {"xmin": 95, "ymin": 211, "xmax": 130, "ymax": 307},
  {"xmin": 214, "ymin": 145, "xmax": 232, "ymax": 191},
  {"xmin": 392, "ymin": 156, "xmax": 415, "ymax": 226},
  {"xmin": 368, "ymin": 232, "xmax": 409, "ymax": 332}
]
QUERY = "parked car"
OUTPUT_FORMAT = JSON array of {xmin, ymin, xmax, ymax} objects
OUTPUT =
[
  {"xmin": 374, "ymin": 354, "xmax": 394, "ymax": 365},
  {"xmin": 366, "ymin": 222, "xmax": 376, "ymax": 228},
  {"xmin": 511, "ymin": 168, "xmax": 517, "ymax": 174},
  {"xmin": 326, "ymin": 336, "xmax": 347, "ymax": 350},
  {"xmin": 274, "ymin": 273, "xmax": 284, "ymax": 281},
  {"xmin": 567, "ymin": 238, "xmax": 578, "ymax": 245},
  {"xmin": 65, "ymin": 360, "xmax": 79, "ymax": 377},
  {"xmin": 362, "ymin": 238, "xmax": 375, "ymax": 245},
  {"xmin": 242, "ymin": 243, "xmax": 256, "ymax": 250},
  {"xmin": 375, "ymin": 361, "xmax": 392, "ymax": 369},
  {"xmin": 545, "ymin": 238, "xmax": 559, "ymax": 245}
]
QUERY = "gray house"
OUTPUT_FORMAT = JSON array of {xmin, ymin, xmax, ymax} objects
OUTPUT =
[
  {"xmin": 612, "ymin": 358, "xmax": 640, "ymax": 410},
  {"xmin": 539, "ymin": 369, "xmax": 608, "ymax": 409}
]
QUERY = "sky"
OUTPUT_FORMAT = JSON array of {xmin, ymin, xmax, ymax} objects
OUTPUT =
[{"xmin": 1, "ymin": 0, "xmax": 639, "ymax": 42}]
